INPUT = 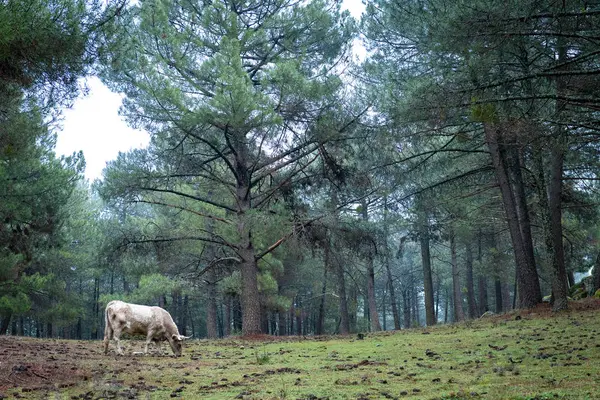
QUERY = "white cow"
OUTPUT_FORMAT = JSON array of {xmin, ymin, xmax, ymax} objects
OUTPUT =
[{"xmin": 103, "ymin": 300, "xmax": 190, "ymax": 357}]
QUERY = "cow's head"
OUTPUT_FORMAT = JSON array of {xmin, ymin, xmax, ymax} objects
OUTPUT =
[{"xmin": 170, "ymin": 334, "xmax": 192, "ymax": 357}]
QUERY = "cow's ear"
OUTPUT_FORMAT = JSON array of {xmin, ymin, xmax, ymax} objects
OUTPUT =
[{"xmin": 172, "ymin": 334, "xmax": 181, "ymax": 341}]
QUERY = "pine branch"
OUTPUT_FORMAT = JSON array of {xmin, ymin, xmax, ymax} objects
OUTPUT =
[
  {"xmin": 195, "ymin": 257, "xmax": 242, "ymax": 278},
  {"xmin": 395, "ymin": 166, "xmax": 495, "ymax": 204},
  {"xmin": 133, "ymin": 199, "xmax": 232, "ymax": 224},
  {"xmin": 250, "ymin": 145, "xmax": 319, "ymax": 188},
  {"xmin": 254, "ymin": 188, "xmax": 382, "ymax": 261},
  {"xmin": 122, "ymin": 235, "xmax": 238, "ymax": 250},
  {"xmin": 252, "ymin": 153, "xmax": 320, "ymax": 208},
  {"xmin": 136, "ymin": 186, "xmax": 237, "ymax": 213}
]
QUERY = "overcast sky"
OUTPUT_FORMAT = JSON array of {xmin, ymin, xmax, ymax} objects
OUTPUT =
[
  {"xmin": 55, "ymin": 1, "xmax": 365, "ymax": 182},
  {"xmin": 55, "ymin": 77, "xmax": 150, "ymax": 181}
]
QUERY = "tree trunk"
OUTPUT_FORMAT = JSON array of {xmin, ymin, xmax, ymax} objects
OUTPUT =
[
  {"xmin": 172, "ymin": 292, "xmax": 179, "ymax": 326},
  {"xmin": 278, "ymin": 311, "xmax": 286, "ymax": 336},
  {"xmin": 402, "ymin": 289, "xmax": 411, "ymax": 329},
  {"xmin": 224, "ymin": 296, "xmax": 231, "ymax": 336},
  {"xmin": 0, "ymin": 313, "xmax": 11, "ymax": 335},
  {"xmin": 417, "ymin": 197, "xmax": 436, "ymax": 326},
  {"xmin": 295, "ymin": 296, "xmax": 302, "ymax": 335},
  {"xmin": 381, "ymin": 289, "xmax": 387, "ymax": 330},
  {"xmin": 505, "ymin": 140, "xmax": 538, "ymax": 296},
  {"xmin": 366, "ymin": 253, "xmax": 382, "ymax": 332},
  {"xmin": 420, "ymin": 235, "xmax": 435, "ymax": 325},
  {"xmin": 465, "ymin": 242, "xmax": 478, "ymax": 319},
  {"xmin": 316, "ymin": 246, "xmax": 328, "ymax": 335},
  {"xmin": 270, "ymin": 312, "xmax": 277, "ymax": 335},
  {"xmin": 11, "ymin": 317, "xmax": 17, "ymax": 335},
  {"xmin": 444, "ymin": 286, "xmax": 449, "ymax": 323},
  {"xmin": 181, "ymin": 295, "xmax": 189, "ymax": 336},
  {"xmin": 336, "ymin": 249, "xmax": 350, "ymax": 335},
  {"xmin": 75, "ymin": 317, "xmax": 83, "ymax": 340},
  {"xmin": 233, "ymin": 295, "xmax": 243, "ymax": 333},
  {"xmin": 477, "ymin": 233, "xmax": 488, "ymax": 316},
  {"xmin": 361, "ymin": 199, "xmax": 381, "ymax": 332},
  {"xmin": 202, "ymin": 201, "xmax": 219, "ymax": 337},
  {"xmin": 412, "ymin": 285, "xmax": 420, "ymax": 326},
  {"xmin": 234, "ymin": 133, "xmax": 262, "ymax": 336},
  {"xmin": 189, "ymin": 307, "xmax": 196, "ymax": 337},
  {"xmin": 386, "ymin": 270, "xmax": 400, "ymax": 330},
  {"xmin": 484, "ymin": 122, "xmax": 541, "ymax": 308},
  {"xmin": 434, "ymin": 274, "xmax": 440, "ymax": 322},
  {"xmin": 591, "ymin": 251, "xmax": 600, "ymax": 294},
  {"xmin": 495, "ymin": 279, "xmax": 503, "ymax": 313},
  {"xmin": 502, "ymin": 282, "xmax": 512, "ymax": 312},
  {"xmin": 533, "ymin": 145, "xmax": 554, "ymax": 263},
  {"xmin": 567, "ymin": 270, "xmax": 575, "ymax": 289},
  {"xmin": 92, "ymin": 277, "xmax": 100, "ymax": 340},
  {"xmin": 547, "ymin": 20, "xmax": 569, "ymax": 312},
  {"xmin": 289, "ymin": 301, "xmax": 295, "ymax": 335},
  {"xmin": 206, "ymin": 280, "xmax": 218, "ymax": 339},
  {"xmin": 548, "ymin": 141, "xmax": 568, "ymax": 311},
  {"xmin": 239, "ymin": 250, "xmax": 261, "ymax": 336},
  {"xmin": 384, "ymin": 197, "xmax": 401, "ymax": 329},
  {"xmin": 325, "ymin": 189, "xmax": 349, "ymax": 334},
  {"xmin": 77, "ymin": 278, "xmax": 83, "ymax": 339},
  {"xmin": 348, "ymin": 287, "xmax": 358, "ymax": 333},
  {"xmin": 262, "ymin": 306, "xmax": 270, "ymax": 335},
  {"xmin": 477, "ymin": 275, "xmax": 488, "ymax": 316},
  {"xmin": 450, "ymin": 230, "xmax": 465, "ymax": 322}
]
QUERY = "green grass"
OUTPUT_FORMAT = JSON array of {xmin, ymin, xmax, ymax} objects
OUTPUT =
[{"xmin": 3, "ymin": 303, "xmax": 599, "ymax": 399}]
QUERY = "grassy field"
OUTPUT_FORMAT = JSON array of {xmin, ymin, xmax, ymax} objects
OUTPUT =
[{"xmin": 1, "ymin": 300, "xmax": 599, "ymax": 399}]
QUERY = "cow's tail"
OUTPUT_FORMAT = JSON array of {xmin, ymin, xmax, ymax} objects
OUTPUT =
[
  {"xmin": 103, "ymin": 302, "xmax": 115, "ymax": 342},
  {"xmin": 104, "ymin": 303, "xmax": 113, "ymax": 339},
  {"xmin": 103, "ymin": 303, "xmax": 113, "ymax": 355}
]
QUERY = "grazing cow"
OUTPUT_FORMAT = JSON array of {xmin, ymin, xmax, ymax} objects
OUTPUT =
[{"xmin": 103, "ymin": 300, "xmax": 190, "ymax": 357}]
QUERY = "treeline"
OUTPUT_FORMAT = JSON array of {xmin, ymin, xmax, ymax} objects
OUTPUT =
[{"xmin": 1, "ymin": 0, "xmax": 600, "ymax": 339}]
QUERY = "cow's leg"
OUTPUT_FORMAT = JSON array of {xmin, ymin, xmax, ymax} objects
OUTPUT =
[
  {"xmin": 113, "ymin": 327, "xmax": 125, "ymax": 356},
  {"xmin": 144, "ymin": 331, "xmax": 154, "ymax": 355},
  {"xmin": 103, "ymin": 323, "xmax": 112, "ymax": 355},
  {"xmin": 153, "ymin": 340, "xmax": 164, "ymax": 356}
]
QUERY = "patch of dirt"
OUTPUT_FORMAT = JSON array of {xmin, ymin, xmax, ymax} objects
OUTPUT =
[
  {"xmin": 0, "ymin": 336, "xmax": 93, "ymax": 392},
  {"xmin": 0, "ymin": 336, "xmax": 180, "ymax": 398}
]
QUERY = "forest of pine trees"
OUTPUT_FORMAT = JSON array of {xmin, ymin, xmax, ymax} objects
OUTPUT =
[{"xmin": 1, "ymin": 0, "xmax": 600, "ymax": 339}]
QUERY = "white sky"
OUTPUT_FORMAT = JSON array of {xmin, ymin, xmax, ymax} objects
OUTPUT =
[
  {"xmin": 55, "ymin": 76, "xmax": 150, "ymax": 181},
  {"xmin": 55, "ymin": 1, "xmax": 365, "ymax": 182}
]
